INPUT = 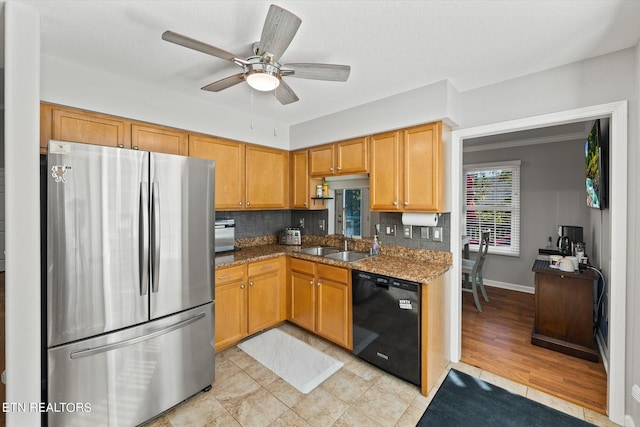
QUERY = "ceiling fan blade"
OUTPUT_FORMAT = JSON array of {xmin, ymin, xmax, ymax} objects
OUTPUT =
[
  {"xmin": 257, "ymin": 5, "xmax": 302, "ymax": 61},
  {"xmin": 275, "ymin": 80, "xmax": 299, "ymax": 105},
  {"xmin": 201, "ymin": 74, "xmax": 245, "ymax": 92},
  {"xmin": 282, "ymin": 63, "xmax": 351, "ymax": 81},
  {"xmin": 162, "ymin": 31, "xmax": 242, "ymax": 63}
]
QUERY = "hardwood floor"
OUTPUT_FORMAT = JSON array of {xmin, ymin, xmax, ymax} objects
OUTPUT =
[{"xmin": 461, "ymin": 286, "xmax": 608, "ymax": 415}]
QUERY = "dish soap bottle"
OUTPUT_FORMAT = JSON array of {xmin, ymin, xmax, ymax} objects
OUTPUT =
[{"xmin": 372, "ymin": 235, "xmax": 380, "ymax": 255}]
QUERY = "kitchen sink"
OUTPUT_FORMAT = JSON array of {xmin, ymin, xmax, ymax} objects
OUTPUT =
[
  {"xmin": 298, "ymin": 246, "xmax": 341, "ymax": 256},
  {"xmin": 324, "ymin": 251, "xmax": 371, "ymax": 262}
]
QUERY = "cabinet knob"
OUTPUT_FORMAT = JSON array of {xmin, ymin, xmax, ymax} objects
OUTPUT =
[
  {"xmin": 247, "ymin": 201, "xmax": 251, "ymax": 207},
  {"xmin": 309, "ymin": 280, "xmax": 314, "ymax": 285},
  {"xmin": 337, "ymin": 166, "xmax": 341, "ymax": 171},
  {"xmin": 240, "ymin": 285, "xmax": 245, "ymax": 289},
  {"xmin": 249, "ymin": 281, "xmax": 254, "ymax": 286},
  {"xmin": 304, "ymin": 202, "xmax": 307, "ymax": 207},
  {"xmin": 238, "ymin": 201, "xmax": 243, "ymax": 206},
  {"xmin": 133, "ymin": 146, "xmax": 139, "ymax": 150},
  {"xmin": 329, "ymin": 167, "xmax": 334, "ymax": 172},
  {"xmin": 403, "ymin": 201, "xmax": 409, "ymax": 206},
  {"xmin": 117, "ymin": 144, "xmax": 124, "ymax": 148},
  {"xmin": 392, "ymin": 201, "xmax": 398, "ymax": 206},
  {"xmin": 317, "ymin": 282, "xmax": 321, "ymax": 287}
]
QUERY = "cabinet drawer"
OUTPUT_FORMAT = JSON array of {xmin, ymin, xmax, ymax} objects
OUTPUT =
[
  {"xmin": 290, "ymin": 258, "xmax": 315, "ymax": 275},
  {"xmin": 215, "ymin": 265, "xmax": 246, "ymax": 286},
  {"xmin": 317, "ymin": 264, "xmax": 349, "ymax": 284},
  {"xmin": 248, "ymin": 258, "xmax": 281, "ymax": 277}
]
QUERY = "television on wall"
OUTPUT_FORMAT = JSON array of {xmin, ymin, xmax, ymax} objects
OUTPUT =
[{"xmin": 585, "ymin": 118, "xmax": 609, "ymax": 209}]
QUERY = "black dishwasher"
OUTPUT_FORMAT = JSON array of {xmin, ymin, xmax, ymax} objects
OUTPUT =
[{"xmin": 352, "ymin": 270, "xmax": 421, "ymax": 386}]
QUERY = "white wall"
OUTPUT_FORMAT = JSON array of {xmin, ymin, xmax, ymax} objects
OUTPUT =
[
  {"xmin": 41, "ymin": 55, "xmax": 291, "ymax": 150},
  {"xmin": 4, "ymin": 2, "xmax": 42, "ymax": 426},
  {"xmin": 290, "ymin": 79, "xmax": 461, "ymax": 149}
]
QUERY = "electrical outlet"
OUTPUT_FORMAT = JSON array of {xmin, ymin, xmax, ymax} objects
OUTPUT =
[
  {"xmin": 385, "ymin": 225, "xmax": 396, "ymax": 236},
  {"xmin": 433, "ymin": 227, "xmax": 443, "ymax": 242},
  {"xmin": 298, "ymin": 218, "xmax": 304, "ymax": 228},
  {"xmin": 420, "ymin": 227, "xmax": 429, "ymax": 240},
  {"xmin": 403, "ymin": 225, "xmax": 412, "ymax": 239},
  {"xmin": 319, "ymin": 219, "xmax": 325, "ymax": 231}
]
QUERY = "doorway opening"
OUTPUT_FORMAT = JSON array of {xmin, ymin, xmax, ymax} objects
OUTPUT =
[{"xmin": 450, "ymin": 101, "xmax": 628, "ymax": 424}]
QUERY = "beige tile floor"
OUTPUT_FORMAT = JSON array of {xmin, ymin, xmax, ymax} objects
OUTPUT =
[{"xmin": 143, "ymin": 323, "xmax": 619, "ymax": 427}]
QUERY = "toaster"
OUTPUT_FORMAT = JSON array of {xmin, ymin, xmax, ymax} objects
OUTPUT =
[{"xmin": 279, "ymin": 228, "xmax": 302, "ymax": 245}]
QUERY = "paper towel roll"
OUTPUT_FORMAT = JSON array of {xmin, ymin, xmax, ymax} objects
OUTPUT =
[{"xmin": 401, "ymin": 212, "xmax": 439, "ymax": 226}]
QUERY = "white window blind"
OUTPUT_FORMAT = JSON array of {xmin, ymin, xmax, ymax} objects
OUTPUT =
[{"xmin": 464, "ymin": 161, "xmax": 521, "ymax": 256}]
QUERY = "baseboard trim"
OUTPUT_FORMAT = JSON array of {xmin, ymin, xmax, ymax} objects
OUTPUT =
[
  {"xmin": 483, "ymin": 279, "xmax": 535, "ymax": 294},
  {"xmin": 595, "ymin": 331, "xmax": 609, "ymax": 375}
]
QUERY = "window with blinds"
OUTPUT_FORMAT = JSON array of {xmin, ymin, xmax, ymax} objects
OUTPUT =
[{"xmin": 464, "ymin": 161, "xmax": 521, "ymax": 256}]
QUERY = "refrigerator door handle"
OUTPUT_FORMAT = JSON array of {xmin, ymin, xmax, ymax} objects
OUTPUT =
[
  {"xmin": 69, "ymin": 312, "xmax": 206, "ymax": 359},
  {"xmin": 139, "ymin": 183, "xmax": 150, "ymax": 296},
  {"xmin": 151, "ymin": 182, "xmax": 161, "ymax": 293}
]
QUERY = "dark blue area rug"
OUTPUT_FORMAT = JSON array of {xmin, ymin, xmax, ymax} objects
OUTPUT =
[{"xmin": 416, "ymin": 369, "xmax": 595, "ymax": 427}]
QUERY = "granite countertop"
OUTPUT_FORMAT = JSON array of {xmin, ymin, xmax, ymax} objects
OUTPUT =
[{"xmin": 215, "ymin": 240, "xmax": 451, "ymax": 285}]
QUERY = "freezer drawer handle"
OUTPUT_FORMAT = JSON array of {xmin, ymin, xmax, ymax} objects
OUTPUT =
[
  {"xmin": 151, "ymin": 182, "xmax": 161, "ymax": 293},
  {"xmin": 69, "ymin": 312, "xmax": 206, "ymax": 360},
  {"xmin": 139, "ymin": 184, "xmax": 150, "ymax": 296}
]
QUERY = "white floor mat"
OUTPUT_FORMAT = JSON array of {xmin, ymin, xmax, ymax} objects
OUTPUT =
[{"xmin": 237, "ymin": 328, "xmax": 343, "ymax": 394}]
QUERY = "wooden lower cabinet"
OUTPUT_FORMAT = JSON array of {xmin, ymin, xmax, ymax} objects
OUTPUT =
[
  {"xmin": 289, "ymin": 258, "xmax": 351, "ymax": 349},
  {"xmin": 214, "ymin": 257, "xmax": 286, "ymax": 351}
]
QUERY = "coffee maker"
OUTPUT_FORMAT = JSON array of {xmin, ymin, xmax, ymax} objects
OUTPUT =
[{"xmin": 557, "ymin": 225, "xmax": 583, "ymax": 256}]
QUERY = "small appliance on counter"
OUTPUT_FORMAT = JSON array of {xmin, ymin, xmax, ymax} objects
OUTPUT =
[
  {"xmin": 215, "ymin": 219, "xmax": 236, "ymax": 252},
  {"xmin": 557, "ymin": 225, "xmax": 583, "ymax": 255},
  {"xmin": 279, "ymin": 227, "xmax": 302, "ymax": 245}
]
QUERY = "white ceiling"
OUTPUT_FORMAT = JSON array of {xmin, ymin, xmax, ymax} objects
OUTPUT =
[{"xmin": 14, "ymin": 0, "xmax": 640, "ymax": 126}]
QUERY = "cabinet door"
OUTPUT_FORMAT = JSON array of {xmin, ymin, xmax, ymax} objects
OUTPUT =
[
  {"xmin": 316, "ymin": 277, "xmax": 350, "ymax": 348},
  {"xmin": 189, "ymin": 135, "xmax": 245, "ymax": 210},
  {"xmin": 247, "ymin": 270, "xmax": 282, "ymax": 334},
  {"xmin": 215, "ymin": 280, "xmax": 247, "ymax": 351},
  {"xmin": 132, "ymin": 123, "xmax": 188, "ymax": 155},
  {"xmin": 291, "ymin": 150, "xmax": 310, "ymax": 209},
  {"xmin": 245, "ymin": 145, "xmax": 288, "ymax": 209},
  {"xmin": 309, "ymin": 144, "xmax": 335, "ymax": 177},
  {"xmin": 290, "ymin": 270, "xmax": 316, "ymax": 331},
  {"xmin": 51, "ymin": 107, "xmax": 131, "ymax": 149},
  {"xmin": 336, "ymin": 137, "xmax": 369, "ymax": 175},
  {"xmin": 403, "ymin": 123, "xmax": 442, "ymax": 211},
  {"xmin": 370, "ymin": 131, "xmax": 402, "ymax": 211}
]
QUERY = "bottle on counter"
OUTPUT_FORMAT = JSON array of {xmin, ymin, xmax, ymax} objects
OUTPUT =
[
  {"xmin": 322, "ymin": 180, "xmax": 329, "ymax": 197},
  {"xmin": 372, "ymin": 235, "xmax": 380, "ymax": 255}
]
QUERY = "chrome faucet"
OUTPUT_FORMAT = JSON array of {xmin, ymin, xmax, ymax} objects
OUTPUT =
[{"xmin": 344, "ymin": 235, "xmax": 351, "ymax": 251}]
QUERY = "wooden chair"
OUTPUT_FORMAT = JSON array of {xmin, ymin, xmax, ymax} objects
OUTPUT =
[{"xmin": 462, "ymin": 231, "xmax": 490, "ymax": 312}]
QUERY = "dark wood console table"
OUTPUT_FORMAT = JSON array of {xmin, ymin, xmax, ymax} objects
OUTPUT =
[{"xmin": 531, "ymin": 260, "xmax": 599, "ymax": 361}]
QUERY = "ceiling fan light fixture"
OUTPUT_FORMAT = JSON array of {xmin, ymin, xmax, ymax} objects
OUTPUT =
[{"xmin": 246, "ymin": 71, "xmax": 280, "ymax": 91}]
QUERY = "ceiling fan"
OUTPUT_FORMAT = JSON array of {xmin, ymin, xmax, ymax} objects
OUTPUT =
[{"xmin": 162, "ymin": 4, "xmax": 351, "ymax": 105}]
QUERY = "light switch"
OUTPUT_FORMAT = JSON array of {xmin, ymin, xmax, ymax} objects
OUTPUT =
[{"xmin": 385, "ymin": 225, "xmax": 396, "ymax": 236}]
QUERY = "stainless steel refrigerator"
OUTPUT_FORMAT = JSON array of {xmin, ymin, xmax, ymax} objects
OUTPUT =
[{"xmin": 44, "ymin": 140, "xmax": 215, "ymax": 426}]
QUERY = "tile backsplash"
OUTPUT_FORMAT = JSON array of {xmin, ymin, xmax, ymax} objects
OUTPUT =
[
  {"xmin": 216, "ymin": 210, "xmax": 449, "ymax": 252},
  {"xmin": 216, "ymin": 210, "xmax": 329, "ymax": 239}
]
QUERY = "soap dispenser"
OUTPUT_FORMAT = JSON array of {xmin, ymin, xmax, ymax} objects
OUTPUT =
[{"xmin": 372, "ymin": 235, "xmax": 380, "ymax": 255}]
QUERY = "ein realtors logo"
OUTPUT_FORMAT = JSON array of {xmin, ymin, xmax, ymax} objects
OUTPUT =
[{"xmin": 2, "ymin": 401, "xmax": 91, "ymax": 413}]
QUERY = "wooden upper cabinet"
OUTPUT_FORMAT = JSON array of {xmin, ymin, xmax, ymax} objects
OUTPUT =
[
  {"xmin": 291, "ymin": 150, "xmax": 310, "ymax": 209},
  {"xmin": 309, "ymin": 144, "xmax": 335, "ymax": 177},
  {"xmin": 404, "ymin": 123, "xmax": 443, "ymax": 211},
  {"xmin": 189, "ymin": 134, "xmax": 245, "ymax": 210},
  {"xmin": 309, "ymin": 137, "xmax": 369, "ymax": 177},
  {"xmin": 370, "ymin": 131, "xmax": 402, "ymax": 211},
  {"xmin": 131, "ymin": 123, "xmax": 188, "ymax": 155},
  {"xmin": 370, "ymin": 122, "xmax": 447, "ymax": 212},
  {"xmin": 46, "ymin": 104, "xmax": 131, "ymax": 150},
  {"xmin": 335, "ymin": 137, "xmax": 369, "ymax": 175},
  {"xmin": 245, "ymin": 145, "xmax": 289, "ymax": 209}
]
